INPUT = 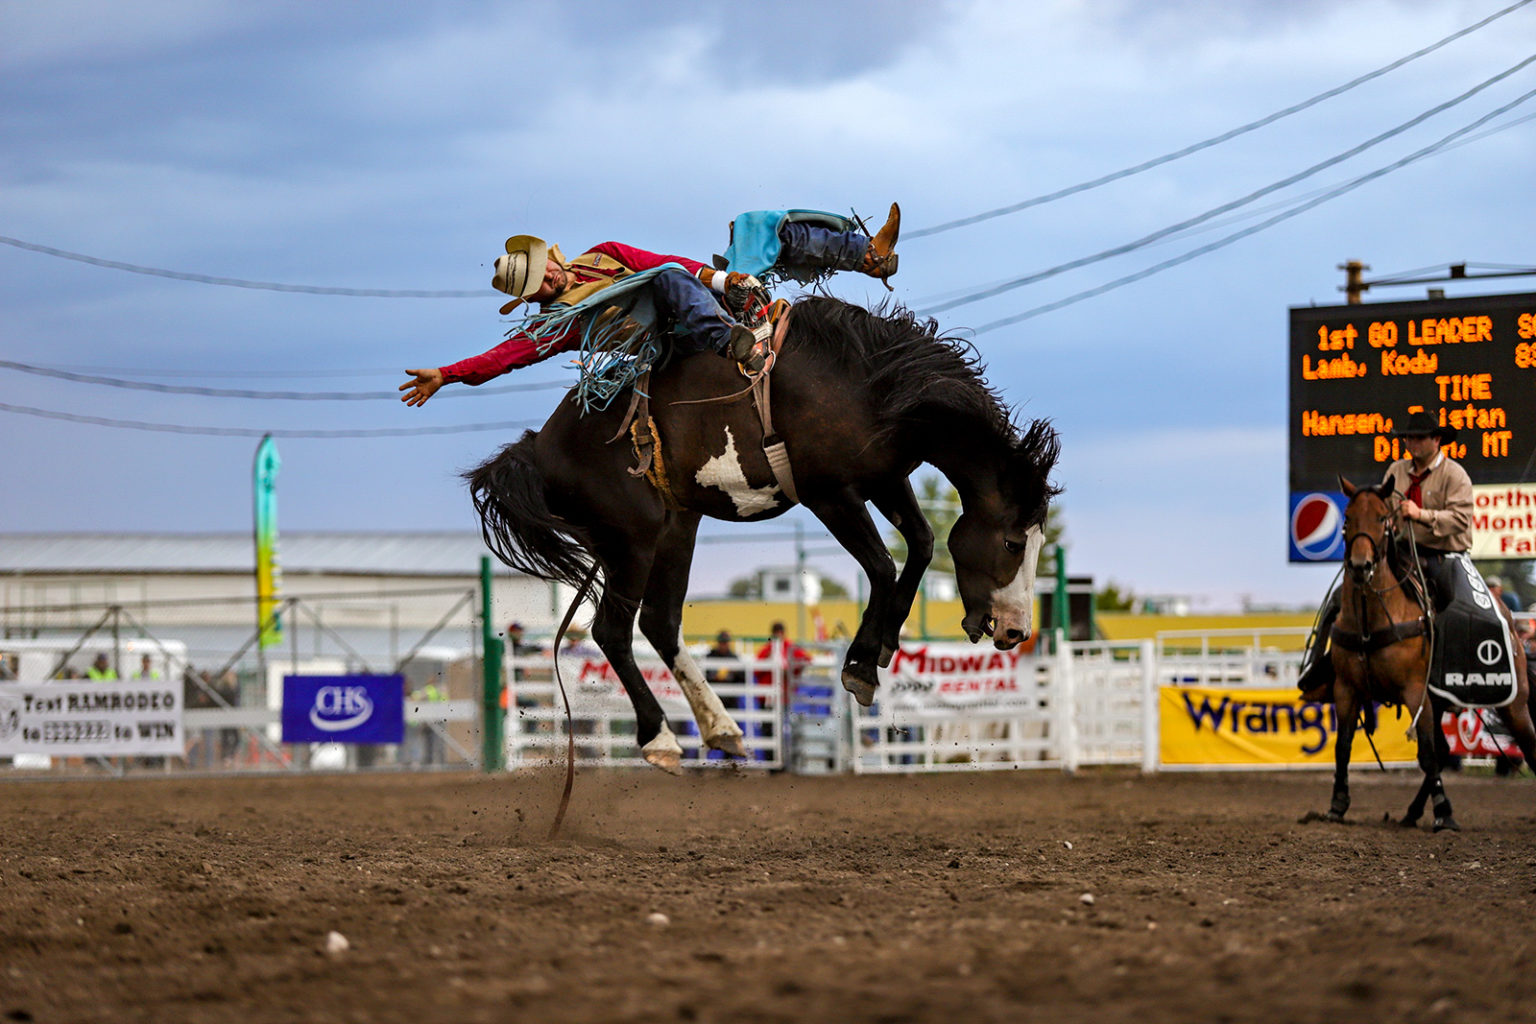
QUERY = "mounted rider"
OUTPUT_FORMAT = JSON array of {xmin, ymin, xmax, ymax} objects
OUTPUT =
[
  {"xmin": 1296, "ymin": 409, "xmax": 1474, "ymax": 702},
  {"xmin": 399, "ymin": 205, "xmax": 901, "ymax": 406}
]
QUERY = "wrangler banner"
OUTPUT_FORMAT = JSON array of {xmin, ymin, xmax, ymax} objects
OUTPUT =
[{"xmin": 1159, "ymin": 686, "xmax": 1418, "ymax": 767}]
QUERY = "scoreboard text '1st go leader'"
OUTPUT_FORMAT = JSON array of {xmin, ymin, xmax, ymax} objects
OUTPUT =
[{"xmin": 1287, "ymin": 290, "xmax": 1536, "ymax": 563}]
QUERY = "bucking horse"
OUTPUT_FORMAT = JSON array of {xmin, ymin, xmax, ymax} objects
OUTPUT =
[{"xmin": 468, "ymin": 296, "xmax": 1060, "ymax": 772}]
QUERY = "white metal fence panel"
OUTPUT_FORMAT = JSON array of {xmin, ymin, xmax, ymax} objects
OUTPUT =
[{"xmin": 507, "ymin": 653, "xmax": 784, "ymax": 769}]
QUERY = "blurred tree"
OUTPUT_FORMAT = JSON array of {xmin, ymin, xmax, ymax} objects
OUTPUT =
[{"xmin": 1095, "ymin": 580, "xmax": 1136, "ymax": 611}]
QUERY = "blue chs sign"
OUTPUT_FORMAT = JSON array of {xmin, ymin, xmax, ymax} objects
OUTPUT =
[
  {"xmin": 282, "ymin": 675, "xmax": 405, "ymax": 745},
  {"xmin": 1288, "ymin": 491, "xmax": 1346, "ymax": 563}
]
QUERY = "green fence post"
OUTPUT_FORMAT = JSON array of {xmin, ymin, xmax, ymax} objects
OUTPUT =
[
  {"xmin": 1053, "ymin": 544, "xmax": 1069, "ymax": 650},
  {"xmin": 479, "ymin": 556, "xmax": 505, "ymax": 773}
]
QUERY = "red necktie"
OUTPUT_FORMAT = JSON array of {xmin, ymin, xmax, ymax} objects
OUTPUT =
[{"xmin": 1406, "ymin": 468, "xmax": 1431, "ymax": 507}]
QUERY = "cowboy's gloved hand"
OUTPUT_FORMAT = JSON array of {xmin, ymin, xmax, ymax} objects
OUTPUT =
[
  {"xmin": 724, "ymin": 273, "xmax": 766, "ymax": 309},
  {"xmin": 697, "ymin": 268, "xmax": 763, "ymax": 296}
]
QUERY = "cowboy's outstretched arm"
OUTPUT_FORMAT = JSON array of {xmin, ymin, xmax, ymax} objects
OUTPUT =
[{"xmin": 400, "ymin": 324, "xmax": 581, "ymax": 406}]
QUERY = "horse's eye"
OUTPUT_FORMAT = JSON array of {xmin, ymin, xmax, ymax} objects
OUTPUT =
[{"xmin": 1004, "ymin": 539, "xmax": 1024, "ymax": 555}]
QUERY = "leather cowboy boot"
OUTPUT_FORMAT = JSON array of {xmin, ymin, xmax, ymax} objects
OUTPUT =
[{"xmin": 859, "ymin": 202, "xmax": 900, "ymax": 282}]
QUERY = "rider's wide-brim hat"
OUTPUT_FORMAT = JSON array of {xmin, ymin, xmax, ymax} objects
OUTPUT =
[
  {"xmin": 1394, "ymin": 409, "xmax": 1457, "ymax": 443},
  {"xmin": 492, "ymin": 234, "xmax": 550, "ymax": 313}
]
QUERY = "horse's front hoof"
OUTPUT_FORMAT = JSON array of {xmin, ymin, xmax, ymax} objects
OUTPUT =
[
  {"xmin": 841, "ymin": 663, "xmax": 877, "ymax": 707},
  {"xmin": 705, "ymin": 730, "xmax": 748, "ymax": 759},
  {"xmin": 1433, "ymin": 816, "xmax": 1461, "ymax": 833},
  {"xmin": 878, "ymin": 645, "xmax": 895, "ymax": 669},
  {"xmin": 1324, "ymin": 809, "xmax": 1347, "ymax": 823},
  {"xmin": 1398, "ymin": 816, "xmax": 1421, "ymax": 829},
  {"xmin": 641, "ymin": 728, "xmax": 684, "ymax": 776}
]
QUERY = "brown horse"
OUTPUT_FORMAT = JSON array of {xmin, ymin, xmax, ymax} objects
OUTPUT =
[
  {"xmin": 467, "ymin": 297, "xmax": 1060, "ymax": 772},
  {"xmin": 1327, "ymin": 477, "xmax": 1536, "ymax": 830}
]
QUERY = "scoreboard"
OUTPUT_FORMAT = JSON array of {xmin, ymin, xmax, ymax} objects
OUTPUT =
[{"xmin": 1287, "ymin": 290, "xmax": 1536, "ymax": 562}]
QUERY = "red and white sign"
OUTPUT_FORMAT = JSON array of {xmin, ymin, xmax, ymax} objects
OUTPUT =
[
  {"xmin": 1441, "ymin": 708, "xmax": 1524, "ymax": 760},
  {"xmin": 877, "ymin": 643, "xmax": 1033, "ymax": 711}
]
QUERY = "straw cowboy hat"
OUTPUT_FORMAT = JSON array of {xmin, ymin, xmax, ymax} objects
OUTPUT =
[
  {"xmin": 1394, "ymin": 409, "xmax": 1458, "ymax": 444},
  {"xmin": 491, "ymin": 234, "xmax": 550, "ymax": 315}
]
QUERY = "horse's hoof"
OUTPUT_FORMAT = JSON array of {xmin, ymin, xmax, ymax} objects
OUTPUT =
[
  {"xmin": 841, "ymin": 665, "xmax": 877, "ymax": 707},
  {"xmin": 1324, "ymin": 809, "xmax": 1346, "ymax": 823},
  {"xmin": 878, "ymin": 645, "xmax": 895, "ymax": 669},
  {"xmin": 1433, "ymin": 816, "xmax": 1461, "ymax": 833},
  {"xmin": 641, "ymin": 729, "xmax": 684, "ymax": 776},
  {"xmin": 705, "ymin": 730, "xmax": 748, "ymax": 759}
]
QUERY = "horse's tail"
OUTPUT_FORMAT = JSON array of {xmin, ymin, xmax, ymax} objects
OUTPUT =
[{"xmin": 465, "ymin": 431, "xmax": 596, "ymax": 589}]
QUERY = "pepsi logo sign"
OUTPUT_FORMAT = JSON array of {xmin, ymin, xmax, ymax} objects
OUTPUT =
[{"xmin": 1289, "ymin": 492, "xmax": 1344, "ymax": 561}]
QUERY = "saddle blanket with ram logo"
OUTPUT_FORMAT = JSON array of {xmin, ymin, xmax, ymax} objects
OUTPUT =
[{"xmin": 1428, "ymin": 553, "xmax": 1520, "ymax": 708}]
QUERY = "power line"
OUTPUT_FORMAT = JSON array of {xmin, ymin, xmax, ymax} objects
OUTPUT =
[
  {"xmin": 0, "ymin": 401, "xmax": 541, "ymax": 438},
  {"xmin": 0, "ymin": 359, "xmax": 570, "ymax": 400},
  {"xmin": 970, "ymin": 82, "xmax": 1536, "ymax": 334},
  {"xmin": 906, "ymin": 0, "xmax": 1535, "ymax": 239},
  {"xmin": 921, "ymin": 52, "xmax": 1536, "ymax": 316},
  {"xmin": 0, "ymin": 234, "xmax": 493, "ymax": 298}
]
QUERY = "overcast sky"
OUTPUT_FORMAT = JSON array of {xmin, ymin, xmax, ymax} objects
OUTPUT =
[{"xmin": 2, "ymin": 0, "xmax": 1533, "ymax": 610}]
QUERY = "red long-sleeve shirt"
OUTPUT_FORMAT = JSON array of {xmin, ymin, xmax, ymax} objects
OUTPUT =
[{"xmin": 440, "ymin": 242, "xmax": 708, "ymax": 385}]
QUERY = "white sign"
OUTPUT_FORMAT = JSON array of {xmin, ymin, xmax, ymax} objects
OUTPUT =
[
  {"xmin": 877, "ymin": 643, "xmax": 1035, "ymax": 711},
  {"xmin": 1472, "ymin": 483, "xmax": 1536, "ymax": 558},
  {"xmin": 0, "ymin": 682, "xmax": 183, "ymax": 757}
]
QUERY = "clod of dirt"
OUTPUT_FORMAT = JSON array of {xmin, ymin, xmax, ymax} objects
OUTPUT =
[
  {"xmin": 324, "ymin": 931, "xmax": 350, "ymax": 956},
  {"xmin": 1079, "ymin": 893, "xmax": 1096, "ymax": 906}
]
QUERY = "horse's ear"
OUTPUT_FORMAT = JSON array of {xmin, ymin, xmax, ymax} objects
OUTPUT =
[
  {"xmin": 1377, "ymin": 476, "xmax": 1396, "ymax": 498},
  {"xmin": 1339, "ymin": 476, "xmax": 1357, "ymax": 497}
]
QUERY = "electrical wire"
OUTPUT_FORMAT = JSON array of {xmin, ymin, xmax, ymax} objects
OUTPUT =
[
  {"xmin": 0, "ymin": 401, "xmax": 541, "ymax": 438},
  {"xmin": 969, "ymin": 82, "xmax": 1536, "ymax": 334},
  {"xmin": 906, "ymin": 0, "xmax": 1535, "ymax": 239},
  {"xmin": 0, "ymin": 234, "xmax": 493, "ymax": 298},
  {"xmin": 922, "ymin": 52, "xmax": 1536, "ymax": 316},
  {"xmin": 0, "ymin": 359, "xmax": 569, "ymax": 400}
]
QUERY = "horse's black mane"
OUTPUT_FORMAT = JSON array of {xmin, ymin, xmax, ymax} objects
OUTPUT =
[{"xmin": 788, "ymin": 296, "xmax": 1060, "ymax": 484}]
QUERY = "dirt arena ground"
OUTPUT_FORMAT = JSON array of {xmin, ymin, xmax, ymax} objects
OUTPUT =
[{"xmin": 1, "ymin": 768, "xmax": 1533, "ymax": 1024}]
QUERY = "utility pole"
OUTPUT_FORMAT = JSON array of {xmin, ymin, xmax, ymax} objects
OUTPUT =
[{"xmin": 1339, "ymin": 260, "xmax": 1370, "ymax": 304}]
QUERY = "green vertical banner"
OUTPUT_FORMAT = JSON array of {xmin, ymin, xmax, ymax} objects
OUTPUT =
[{"xmin": 254, "ymin": 435, "xmax": 283, "ymax": 648}]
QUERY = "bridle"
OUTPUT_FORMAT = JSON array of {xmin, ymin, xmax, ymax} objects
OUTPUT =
[{"xmin": 1342, "ymin": 500, "xmax": 1396, "ymax": 588}]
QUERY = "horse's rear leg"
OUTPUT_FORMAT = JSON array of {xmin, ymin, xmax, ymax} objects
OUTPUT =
[
  {"xmin": 803, "ymin": 488, "xmax": 897, "ymax": 707},
  {"xmin": 1403, "ymin": 686, "xmax": 1458, "ymax": 831},
  {"xmin": 1492, "ymin": 656, "xmax": 1536, "ymax": 776},
  {"xmin": 869, "ymin": 479, "xmax": 933, "ymax": 669},
  {"xmin": 588, "ymin": 538, "xmax": 684, "ymax": 774},
  {"xmin": 1327, "ymin": 685, "xmax": 1357, "ymax": 821},
  {"xmin": 635, "ymin": 513, "xmax": 747, "ymax": 759}
]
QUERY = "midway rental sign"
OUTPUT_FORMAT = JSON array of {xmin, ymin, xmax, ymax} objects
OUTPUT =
[{"xmin": 1287, "ymin": 290, "xmax": 1536, "ymax": 562}]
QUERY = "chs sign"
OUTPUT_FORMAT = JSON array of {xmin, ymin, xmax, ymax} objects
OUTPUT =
[{"xmin": 281, "ymin": 675, "xmax": 404, "ymax": 745}]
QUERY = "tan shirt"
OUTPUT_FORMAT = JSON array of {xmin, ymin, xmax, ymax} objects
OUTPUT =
[{"xmin": 1382, "ymin": 452, "xmax": 1473, "ymax": 552}]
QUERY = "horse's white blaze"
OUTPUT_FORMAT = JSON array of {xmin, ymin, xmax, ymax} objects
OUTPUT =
[
  {"xmin": 695, "ymin": 426, "xmax": 780, "ymax": 516},
  {"xmin": 670, "ymin": 627, "xmax": 743, "ymax": 746},
  {"xmin": 992, "ymin": 525, "xmax": 1043, "ymax": 646}
]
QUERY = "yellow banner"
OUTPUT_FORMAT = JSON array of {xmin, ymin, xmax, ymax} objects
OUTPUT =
[{"xmin": 1159, "ymin": 686, "xmax": 1418, "ymax": 767}]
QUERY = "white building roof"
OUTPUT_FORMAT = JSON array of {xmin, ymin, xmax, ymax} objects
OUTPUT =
[{"xmin": 0, "ymin": 532, "xmax": 515, "ymax": 577}]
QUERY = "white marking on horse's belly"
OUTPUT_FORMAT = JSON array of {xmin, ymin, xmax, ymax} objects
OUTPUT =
[{"xmin": 695, "ymin": 426, "xmax": 779, "ymax": 516}]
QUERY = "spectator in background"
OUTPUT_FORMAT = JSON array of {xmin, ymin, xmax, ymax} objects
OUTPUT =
[
  {"xmin": 1486, "ymin": 576, "xmax": 1523, "ymax": 613},
  {"xmin": 752, "ymin": 622, "xmax": 813, "ymax": 764},
  {"xmin": 87, "ymin": 653, "xmax": 117, "ymax": 681},
  {"xmin": 754, "ymin": 622, "xmax": 813, "ymax": 710},
  {"xmin": 134, "ymin": 654, "xmax": 160, "ymax": 680},
  {"xmin": 409, "ymin": 675, "xmax": 448, "ymax": 766},
  {"xmin": 1517, "ymin": 617, "xmax": 1535, "ymax": 658},
  {"xmin": 706, "ymin": 631, "xmax": 743, "ymax": 688}
]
